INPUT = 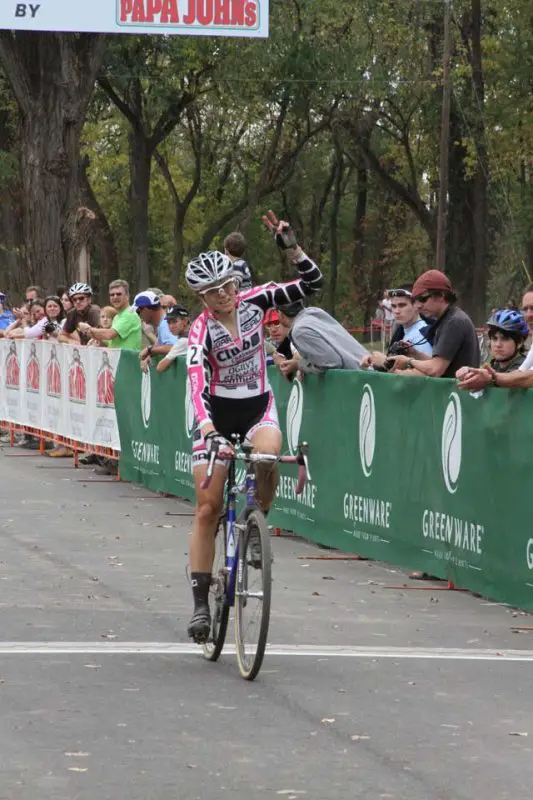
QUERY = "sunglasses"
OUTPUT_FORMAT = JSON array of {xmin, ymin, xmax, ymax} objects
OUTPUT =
[
  {"xmin": 198, "ymin": 278, "xmax": 237, "ymax": 298},
  {"xmin": 414, "ymin": 293, "xmax": 438, "ymax": 303},
  {"xmin": 71, "ymin": 296, "xmax": 89, "ymax": 303}
]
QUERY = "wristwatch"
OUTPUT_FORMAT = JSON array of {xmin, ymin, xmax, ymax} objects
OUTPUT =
[
  {"xmin": 147, "ymin": 345, "xmax": 153, "ymax": 356},
  {"xmin": 406, "ymin": 359, "xmax": 414, "ymax": 370}
]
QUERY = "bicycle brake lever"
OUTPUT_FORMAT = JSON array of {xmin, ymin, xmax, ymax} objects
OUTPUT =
[
  {"xmin": 298, "ymin": 442, "xmax": 312, "ymax": 482},
  {"xmin": 200, "ymin": 441, "xmax": 220, "ymax": 490}
]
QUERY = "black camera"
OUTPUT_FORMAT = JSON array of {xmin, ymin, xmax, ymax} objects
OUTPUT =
[
  {"xmin": 388, "ymin": 340, "xmax": 411, "ymax": 357},
  {"xmin": 44, "ymin": 322, "xmax": 57, "ymax": 335}
]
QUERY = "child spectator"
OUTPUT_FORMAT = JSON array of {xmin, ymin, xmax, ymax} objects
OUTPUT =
[{"xmin": 224, "ymin": 231, "xmax": 253, "ymax": 290}]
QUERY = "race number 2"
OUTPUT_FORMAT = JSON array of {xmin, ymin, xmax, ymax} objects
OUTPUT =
[{"xmin": 187, "ymin": 345, "xmax": 203, "ymax": 367}]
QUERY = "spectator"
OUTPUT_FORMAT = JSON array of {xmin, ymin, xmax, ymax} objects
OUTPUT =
[
  {"xmin": 25, "ymin": 285, "xmax": 44, "ymax": 303},
  {"xmin": 3, "ymin": 303, "xmax": 30, "ymax": 337},
  {"xmin": 60, "ymin": 283, "xmax": 101, "ymax": 346},
  {"xmin": 224, "ymin": 231, "xmax": 253, "ymax": 290},
  {"xmin": 362, "ymin": 285, "xmax": 433, "ymax": 371},
  {"xmin": 136, "ymin": 290, "xmax": 177, "ymax": 367},
  {"xmin": 160, "ymin": 294, "xmax": 177, "ymax": 310},
  {"xmin": 78, "ymin": 279, "xmax": 141, "ymax": 351},
  {"xmin": 153, "ymin": 305, "xmax": 190, "ymax": 373},
  {"xmin": 391, "ymin": 269, "xmax": 480, "ymax": 377},
  {"xmin": 0, "ymin": 293, "xmax": 15, "ymax": 331},
  {"xmin": 264, "ymin": 308, "xmax": 291, "ymax": 367},
  {"xmin": 484, "ymin": 310, "xmax": 528, "ymax": 371},
  {"xmin": 7, "ymin": 299, "xmax": 47, "ymax": 339},
  {"xmin": 87, "ymin": 307, "xmax": 117, "ymax": 347},
  {"xmin": 275, "ymin": 300, "xmax": 369, "ymax": 375},
  {"xmin": 457, "ymin": 288, "xmax": 533, "ymax": 390},
  {"xmin": 60, "ymin": 291, "xmax": 73, "ymax": 314}
]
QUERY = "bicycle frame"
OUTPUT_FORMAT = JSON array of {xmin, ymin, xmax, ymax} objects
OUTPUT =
[
  {"xmin": 203, "ymin": 441, "xmax": 311, "ymax": 608},
  {"xmin": 223, "ymin": 457, "xmax": 258, "ymax": 607}
]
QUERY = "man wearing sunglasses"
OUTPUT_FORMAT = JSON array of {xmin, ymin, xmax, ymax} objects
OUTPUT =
[{"xmin": 391, "ymin": 269, "xmax": 479, "ymax": 378}]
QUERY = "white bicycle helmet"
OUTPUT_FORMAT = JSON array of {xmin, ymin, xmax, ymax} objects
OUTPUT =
[
  {"xmin": 68, "ymin": 282, "xmax": 92, "ymax": 297},
  {"xmin": 185, "ymin": 251, "xmax": 235, "ymax": 291}
]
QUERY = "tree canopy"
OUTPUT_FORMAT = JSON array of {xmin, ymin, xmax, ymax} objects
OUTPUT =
[{"xmin": 0, "ymin": 1, "xmax": 532, "ymax": 323}]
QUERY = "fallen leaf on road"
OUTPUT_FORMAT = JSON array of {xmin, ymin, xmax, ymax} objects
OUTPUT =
[
  {"xmin": 83, "ymin": 664, "xmax": 101, "ymax": 669},
  {"xmin": 68, "ymin": 767, "xmax": 88, "ymax": 772},
  {"xmin": 321, "ymin": 718, "xmax": 335, "ymax": 724},
  {"xmin": 322, "ymin": 576, "xmax": 335, "ymax": 581},
  {"xmin": 510, "ymin": 732, "xmax": 528, "ymax": 737},
  {"xmin": 65, "ymin": 752, "xmax": 90, "ymax": 757},
  {"xmin": 311, "ymin": 592, "xmax": 320, "ymax": 596},
  {"xmin": 351, "ymin": 735, "xmax": 370, "ymax": 741}
]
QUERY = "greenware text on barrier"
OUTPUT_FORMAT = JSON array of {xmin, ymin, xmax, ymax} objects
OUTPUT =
[{"xmin": 115, "ymin": 352, "xmax": 533, "ymax": 611}]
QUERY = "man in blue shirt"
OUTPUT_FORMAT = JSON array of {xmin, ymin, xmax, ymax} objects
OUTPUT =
[{"xmin": 135, "ymin": 290, "xmax": 178, "ymax": 366}]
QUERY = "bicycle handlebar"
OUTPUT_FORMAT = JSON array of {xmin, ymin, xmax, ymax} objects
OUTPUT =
[{"xmin": 200, "ymin": 442, "xmax": 311, "ymax": 493}]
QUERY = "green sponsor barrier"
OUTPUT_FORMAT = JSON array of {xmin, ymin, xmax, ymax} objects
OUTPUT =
[{"xmin": 115, "ymin": 351, "xmax": 533, "ymax": 611}]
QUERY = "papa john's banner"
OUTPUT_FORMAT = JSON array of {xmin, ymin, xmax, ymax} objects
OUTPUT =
[
  {"xmin": 0, "ymin": 340, "xmax": 120, "ymax": 450},
  {"xmin": 114, "ymin": 350, "xmax": 533, "ymax": 613},
  {"xmin": 0, "ymin": 0, "xmax": 268, "ymax": 37}
]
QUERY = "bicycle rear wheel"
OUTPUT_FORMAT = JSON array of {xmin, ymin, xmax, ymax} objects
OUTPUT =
[
  {"xmin": 203, "ymin": 518, "xmax": 230, "ymax": 662},
  {"xmin": 235, "ymin": 509, "xmax": 272, "ymax": 680}
]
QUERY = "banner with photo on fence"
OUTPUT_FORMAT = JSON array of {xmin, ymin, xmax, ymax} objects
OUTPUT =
[{"xmin": 0, "ymin": 340, "xmax": 121, "ymax": 450}]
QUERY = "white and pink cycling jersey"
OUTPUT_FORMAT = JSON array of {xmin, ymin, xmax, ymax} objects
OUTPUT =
[{"xmin": 187, "ymin": 253, "xmax": 322, "ymax": 429}]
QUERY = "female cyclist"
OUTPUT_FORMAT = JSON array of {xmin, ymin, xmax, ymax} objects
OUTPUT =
[{"xmin": 185, "ymin": 211, "xmax": 323, "ymax": 642}]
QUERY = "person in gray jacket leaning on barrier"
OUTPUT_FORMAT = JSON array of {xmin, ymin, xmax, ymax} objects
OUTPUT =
[{"xmin": 275, "ymin": 300, "xmax": 369, "ymax": 377}]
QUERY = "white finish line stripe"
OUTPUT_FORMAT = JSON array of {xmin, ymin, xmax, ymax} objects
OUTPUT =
[{"xmin": 0, "ymin": 643, "xmax": 531, "ymax": 661}]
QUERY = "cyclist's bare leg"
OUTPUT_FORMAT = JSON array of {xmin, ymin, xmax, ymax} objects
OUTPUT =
[
  {"xmin": 188, "ymin": 462, "xmax": 227, "ymax": 641},
  {"xmin": 190, "ymin": 462, "xmax": 227, "ymax": 571},
  {"xmin": 250, "ymin": 426, "xmax": 282, "ymax": 512}
]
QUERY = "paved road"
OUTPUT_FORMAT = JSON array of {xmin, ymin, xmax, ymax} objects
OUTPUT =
[{"xmin": 0, "ymin": 445, "xmax": 532, "ymax": 800}]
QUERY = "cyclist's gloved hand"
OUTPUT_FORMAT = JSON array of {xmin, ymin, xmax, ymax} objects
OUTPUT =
[
  {"xmin": 262, "ymin": 210, "xmax": 299, "ymax": 249},
  {"xmin": 204, "ymin": 431, "xmax": 233, "ymax": 457}
]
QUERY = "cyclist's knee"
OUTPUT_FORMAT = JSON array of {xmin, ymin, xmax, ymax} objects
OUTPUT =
[
  {"xmin": 196, "ymin": 498, "xmax": 223, "ymax": 528},
  {"xmin": 251, "ymin": 427, "xmax": 282, "ymax": 455}
]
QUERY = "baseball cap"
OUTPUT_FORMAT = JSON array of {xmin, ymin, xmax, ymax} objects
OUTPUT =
[
  {"xmin": 133, "ymin": 290, "xmax": 161, "ymax": 311},
  {"xmin": 165, "ymin": 304, "xmax": 189, "ymax": 320},
  {"xmin": 264, "ymin": 308, "xmax": 280, "ymax": 325},
  {"xmin": 275, "ymin": 299, "xmax": 305, "ymax": 318},
  {"xmin": 412, "ymin": 270, "xmax": 453, "ymax": 298}
]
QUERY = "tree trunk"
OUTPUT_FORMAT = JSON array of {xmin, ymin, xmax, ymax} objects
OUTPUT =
[
  {"xmin": 129, "ymin": 131, "xmax": 152, "ymax": 290},
  {"xmin": 328, "ymin": 144, "xmax": 345, "ymax": 316},
  {"xmin": 351, "ymin": 157, "xmax": 368, "ymax": 291},
  {"xmin": 0, "ymin": 33, "xmax": 106, "ymax": 292},
  {"xmin": 170, "ymin": 209, "xmax": 186, "ymax": 296},
  {"xmin": 469, "ymin": 0, "xmax": 488, "ymax": 324},
  {"xmin": 79, "ymin": 155, "xmax": 119, "ymax": 303}
]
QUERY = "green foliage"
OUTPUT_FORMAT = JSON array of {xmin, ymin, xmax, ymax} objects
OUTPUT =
[{"xmin": 4, "ymin": 1, "xmax": 533, "ymax": 318}]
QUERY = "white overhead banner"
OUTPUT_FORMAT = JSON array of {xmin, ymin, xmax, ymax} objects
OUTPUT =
[{"xmin": 0, "ymin": 0, "xmax": 268, "ymax": 37}]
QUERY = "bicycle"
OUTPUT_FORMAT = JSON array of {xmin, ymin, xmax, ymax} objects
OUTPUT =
[{"xmin": 200, "ymin": 438, "xmax": 311, "ymax": 681}]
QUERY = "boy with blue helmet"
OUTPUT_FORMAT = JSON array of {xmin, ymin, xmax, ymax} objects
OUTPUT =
[{"xmin": 486, "ymin": 309, "xmax": 528, "ymax": 372}]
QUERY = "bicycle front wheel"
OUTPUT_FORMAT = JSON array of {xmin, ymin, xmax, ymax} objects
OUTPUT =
[
  {"xmin": 235, "ymin": 509, "xmax": 272, "ymax": 680},
  {"xmin": 203, "ymin": 518, "xmax": 230, "ymax": 662}
]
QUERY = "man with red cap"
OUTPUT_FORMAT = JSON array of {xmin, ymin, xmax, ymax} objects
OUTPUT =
[{"xmin": 391, "ymin": 269, "xmax": 479, "ymax": 377}]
